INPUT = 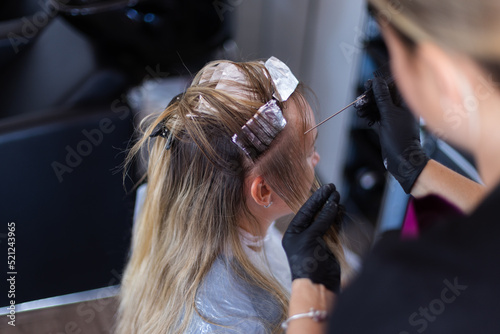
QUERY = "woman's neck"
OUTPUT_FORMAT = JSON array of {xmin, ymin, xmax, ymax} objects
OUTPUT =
[{"xmin": 238, "ymin": 214, "xmax": 272, "ymax": 238}]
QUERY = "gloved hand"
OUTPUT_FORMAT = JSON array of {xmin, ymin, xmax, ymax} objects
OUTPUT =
[
  {"xmin": 358, "ymin": 77, "xmax": 429, "ymax": 194},
  {"xmin": 282, "ymin": 184, "xmax": 341, "ymax": 293}
]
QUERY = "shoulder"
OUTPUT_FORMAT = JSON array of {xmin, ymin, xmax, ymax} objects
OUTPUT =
[
  {"xmin": 197, "ymin": 258, "xmax": 258, "ymax": 316},
  {"xmin": 188, "ymin": 258, "xmax": 275, "ymax": 333},
  {"xmin": 331, "ymin": 197, "xmax": 500, "ymax": 333}
]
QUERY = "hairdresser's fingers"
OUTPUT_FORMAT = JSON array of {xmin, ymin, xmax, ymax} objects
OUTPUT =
[
  {"xmin": 364, "ymin": 78, "xmax": 373, "ymax": 91},
  {"xmin": 287, "ymin": 184, "xmax": 336, "ymax": 234},
  {"xmin": 308, "ymin": 191, "xmax": 340, "ymax": 236},
  {"xmin": 332, "ymin": 189, "xmax": 340, "ymax": 203},
  {"xmin": 372, "ymin": 77, "xmax": 395, "ymax": 110}
]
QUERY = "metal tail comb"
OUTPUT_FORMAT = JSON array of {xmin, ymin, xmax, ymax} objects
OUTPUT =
[{"xmin": 304, "ymin": 63, "xmax": 394, "ymax": 134}]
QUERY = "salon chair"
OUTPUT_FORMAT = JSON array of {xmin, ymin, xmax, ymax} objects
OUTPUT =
[
  {"xmin": 0, "ymin": 106, "xmax": 137, "ymax": 307},
  {"xmin": 0, "ymin": 0, "xmax": 233, "ymax": 309}
]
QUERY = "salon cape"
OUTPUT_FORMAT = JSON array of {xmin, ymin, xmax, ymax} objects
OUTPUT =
[
  {"xmin": 186, "ymin": 224, "xmax": 362, "ymax": 333},
  {"xmin": 185, "ymin": 223, "xmax": 291, "ymax": 333},
  {"xmin": 134, "ymin": 185, "xmax": 361, "ymax": 333},
  {"xmin": 134, "ymin": 185, "xmax": 287, "ymax": 332}
]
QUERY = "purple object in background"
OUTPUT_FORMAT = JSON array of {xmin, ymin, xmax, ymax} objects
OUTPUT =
[{"xmin": 401, "ymin": 195, "xmax": 464, "ymax": 239}]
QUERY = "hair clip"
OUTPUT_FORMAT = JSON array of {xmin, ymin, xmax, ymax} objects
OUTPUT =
[
  {"xmin": 150, "ymin": 123, "xmax": 169, "ymax": 138},
  {"xmin": 150, "ymin": 123, "xmax": 174, "ymax": 150}
]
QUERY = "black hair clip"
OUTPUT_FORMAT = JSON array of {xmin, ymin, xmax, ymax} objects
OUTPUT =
[
  {"xmin": 150, "ymin": 123, "xmax": 169, "ymax": 138},
  {"xmin": 150, "ymin": 123, "xmax": 174, "ymax": 150},
  {"xmin": 148, "ymin": 93, "xmax": 184, "ymax": 150}
]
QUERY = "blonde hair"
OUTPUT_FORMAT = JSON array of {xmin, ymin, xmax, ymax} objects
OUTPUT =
[
  {"xmin": 115, "ymin": 60, "xmax": 347, "ymax": 333},
  {"xmin": 369, "ymin": 0, "xmax": 500, "ymax": 62}
]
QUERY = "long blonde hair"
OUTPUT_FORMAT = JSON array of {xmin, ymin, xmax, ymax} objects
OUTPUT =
[
  {"xmin": 116, "ymin": 60, "xmax": 347, "ymax": 333},
  {"xmin": 369, "ymin": 0, "xmax": 500, "ymax": 63}
]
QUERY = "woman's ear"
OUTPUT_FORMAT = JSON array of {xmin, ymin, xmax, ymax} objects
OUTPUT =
[
  {"xmin": 250, "ymin": 176, "xmax": 273, "ymax": 207},
  {"xmin": 417, "ymin": 42, "xmax": 464, "ymax": 103}
]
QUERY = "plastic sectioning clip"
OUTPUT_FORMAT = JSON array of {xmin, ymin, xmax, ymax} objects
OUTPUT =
[{"xmin": 150, "ymin": 122, "xmax": 174, "ymax": 150}]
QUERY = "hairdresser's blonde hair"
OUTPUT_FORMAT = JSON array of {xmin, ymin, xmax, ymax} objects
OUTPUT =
[
  {"xmin": 115, "ymin": 60, "xmax": 347, "ymax": 334},
  {"xmin": 369, "ymin": 0, "xmax": 500, "ymax": 62}
]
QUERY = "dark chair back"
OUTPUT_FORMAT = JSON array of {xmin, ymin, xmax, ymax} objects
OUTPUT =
[{"xmin": 0, "ymin": 106, "xmax": 135, "ymax": 306}]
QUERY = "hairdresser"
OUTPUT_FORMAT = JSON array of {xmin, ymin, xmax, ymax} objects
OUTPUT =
[{"xmin": 282, "ymin": 0, "xmax": 500, "ymax": 332}]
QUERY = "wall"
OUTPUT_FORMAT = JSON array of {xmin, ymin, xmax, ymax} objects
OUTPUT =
[{"xmin": 234, "ymin": 0, "xmax": 366, "ymax": 191}]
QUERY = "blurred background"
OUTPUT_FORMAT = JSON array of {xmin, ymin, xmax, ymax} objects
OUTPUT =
[{"xmin": 0, "ymin": 0, "xmax": 480, "ymax": 332}]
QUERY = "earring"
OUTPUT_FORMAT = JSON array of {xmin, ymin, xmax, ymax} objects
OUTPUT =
[{"xmin": 264, "ymin": 202, "xmax": 273, "ymax": 208}]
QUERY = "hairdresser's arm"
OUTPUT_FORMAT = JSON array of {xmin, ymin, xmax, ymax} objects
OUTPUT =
[
  {"xmin": 360, "ymin": 78, "xmax": 485, "ymax": 213},
  {"xmin": 286, "ymin": 279, "xmax": 335, "ymax": 333},
  {"xmin": 411, "ymin": 159, "xmax": 485, "ymax": 213},
  {"xmin": 282, "ymin": 184, "xmax": 341, "ymax": 332}
]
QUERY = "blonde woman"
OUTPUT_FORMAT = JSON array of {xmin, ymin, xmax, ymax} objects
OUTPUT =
[
  {"xmin": 284, "ymin": 0, "xmax": 500, "ymax": 333},
  {"xmin": 116, "ymin": 57, "xmax": 349, "ymax": 333}
]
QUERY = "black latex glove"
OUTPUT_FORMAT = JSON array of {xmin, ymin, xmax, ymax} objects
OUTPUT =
[
  {"xmin": 359, "ymin": 77, "xmax": 429, "ymax": 193},
  {"xmin": 354, "ymin": 79, "xmax": 378, "ymax": 125},
  {"xmin": 282, "ymin": 184, "xmax": 341, "ymax": 293}
]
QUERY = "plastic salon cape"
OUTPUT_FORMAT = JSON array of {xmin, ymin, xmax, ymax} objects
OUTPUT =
[
  {"xmin": 186, "ymin": 223, "xmax": 291, "ymax": 333},
  {"xmin": 134, "ymin": 185, "xmax": 290, "ymax": 332},
  {"xmin": 133, "ymin": 185, "xmax": 361, "ymax": 333}
]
